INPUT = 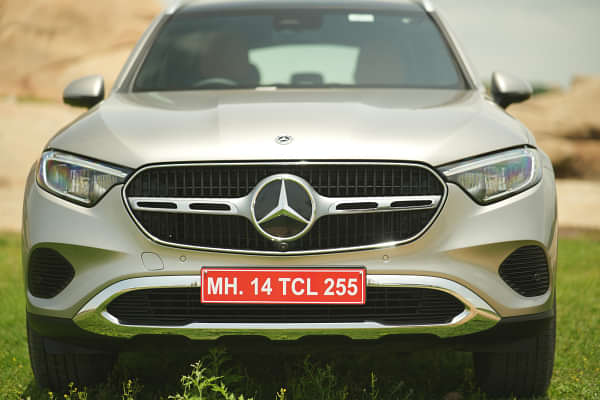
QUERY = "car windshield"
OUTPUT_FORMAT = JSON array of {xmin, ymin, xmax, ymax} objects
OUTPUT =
[{"xmin": 133, "ymin": 9, "xmax": 466, "ymax": 91}]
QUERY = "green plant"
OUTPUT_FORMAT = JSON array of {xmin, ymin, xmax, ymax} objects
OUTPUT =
[
  {"xmin": 275, "ymin": 388, "xmax": 287, "ymax": 400},
  {"xmin": 203, "ymin": 347, "xmax": 245, "ymax": 389},
  {"xmin": 121, "ymin": 379, "xmax": 142, "ymax": 400},
  {"xmin": 48, "ymin": 383, "xmax": 88, "ymax": 400},
  {"xmin": 288, "ymin": 357, "xmax": 348, "ymax": 400},
  {"xmin": 168, "ymin": 360, "xmax": 253, "ymax": 400},
  {"xmin": 367, "ymin": 372, "xmax": 379, "ymax": 400},
  {"xmin": 360, "ymin": 371, "xmax": 414, "ymax": 400}
]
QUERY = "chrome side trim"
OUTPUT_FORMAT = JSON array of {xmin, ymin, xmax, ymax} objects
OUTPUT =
[
  {"xmin": 73, "ymin": 275, "xmax": 499, "ymax": 340},
  {"xmin": 166, "ymin": 1, "xmax": 184, "ymax": 15},
  {"xmin": 122, "ymin": 162, "xmax": 448, "ymax": 256},
  {"xmin": 112, "ymin": 14, "xmax": 168, "ymax": 93},
  {"xmin": 326, "ymin": 195, "xmax": 441, "ymax": 214},
  {"xmin": 129, "ymin": 197, "xmax": 244, "ymax": 215},
  {"xmin": 128, "ymin": 195, "xmax": 441, "ymax": 216},
  {"xmin": 419, "ymin": 0, "xmax": 435, "ymax": 13},
  {"xmin": 428, "ymin": 6, "xmax": 480, "ymax": 90}
]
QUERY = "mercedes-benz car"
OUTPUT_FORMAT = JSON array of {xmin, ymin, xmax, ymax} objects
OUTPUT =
[{"xmin": 23, "ymin": 0, "xmax": 557, "ymax": 396}]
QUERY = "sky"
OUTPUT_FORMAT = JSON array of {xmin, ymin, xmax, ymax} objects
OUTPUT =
[
  {"xmin": 159, "ymin": 0, "xmax": 600, "ymax": 87},
  {"xmin": 434, "ymin": 0, "xmax": 600, "ymax": 87}
]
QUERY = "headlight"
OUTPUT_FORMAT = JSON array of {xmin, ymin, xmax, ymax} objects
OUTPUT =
[
  {"xmin": 439, "ymin": 147, "xmax": 542, "ymax": 204},
  {"xmin": 37, "ymin": 150, "xmax": 131, "ymax": 206}
]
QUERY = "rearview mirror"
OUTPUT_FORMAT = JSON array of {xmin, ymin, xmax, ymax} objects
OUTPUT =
[
  {"xmin": 490, "ymin": 72, "xmax": 532, "ymax": 109},
  {"xmin": 63, "ymin": 75, "xmax": 105, "ymax": 108}
]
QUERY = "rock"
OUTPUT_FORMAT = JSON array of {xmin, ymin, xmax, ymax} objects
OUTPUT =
[
  {"xmin": 537, "ymin": 138, "xmax": 576, "ymax": 168},
  {"xmin": 510, "ymin": 76, "xmax": 600, "ymax": 179},
  {"xmin": 0, "ymin": 0, "xmax": 161, "ymax": 100},
  {"xmin": 510, "ymin": 76, "xmax": 600, "ymax": 141}
]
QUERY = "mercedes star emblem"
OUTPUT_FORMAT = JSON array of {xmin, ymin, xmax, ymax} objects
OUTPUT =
[
  {"xmin": 275, "ymin": 135, "xmax": 293, "ymax": 145},
  {"xmin": 251, "ymin": 174, "xmax": 316, "ymax": 242}
]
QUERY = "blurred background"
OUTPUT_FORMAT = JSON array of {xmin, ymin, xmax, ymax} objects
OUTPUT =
[{"xmin": 0, "ymin": 0, "xmax": 599, "ymax": 233}]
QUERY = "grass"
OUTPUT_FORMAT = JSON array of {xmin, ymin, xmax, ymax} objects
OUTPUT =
[
  {"xmin": 1, "ymin": 232, "xmax": 599, "ymax": 399},
  {"xmin": 0, "ymin": 95, "xmax": 56, "ymax": 104}
]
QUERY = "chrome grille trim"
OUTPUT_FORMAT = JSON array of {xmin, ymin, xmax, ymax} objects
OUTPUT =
[
  {"xmin": 127, "ymin": 195, "xmax": 442, "ymax": 216},
  {"xmin": 128, "ymin": 197, "xmax": 244, "ymax": 215},
  {"xmin": 122, "ymin": 162, "xmax": 448, "ymax": 255}
]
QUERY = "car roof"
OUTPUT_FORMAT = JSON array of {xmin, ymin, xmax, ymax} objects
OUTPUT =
[{"xmin": 170, "ymin": 0, "xmax": 434, "ymax": 15}]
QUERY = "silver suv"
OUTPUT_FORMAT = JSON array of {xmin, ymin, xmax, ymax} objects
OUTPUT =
[{"xmin": 23, "ymin": 0, "xmax": 557, "ymax": 397}]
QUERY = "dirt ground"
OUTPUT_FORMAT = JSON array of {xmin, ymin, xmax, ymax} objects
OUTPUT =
[{"xmin": 0, "ymin": 99, "xmax": 598, "ymax": 233}]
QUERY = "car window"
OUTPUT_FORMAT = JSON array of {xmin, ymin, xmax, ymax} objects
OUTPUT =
[
  {"xmin": 249, "ymin": 45, "xmax": 360, "ymax": 85},
  {"xmin": 133, "ymin": 10, "xmax": 466, "ymax": 91}
]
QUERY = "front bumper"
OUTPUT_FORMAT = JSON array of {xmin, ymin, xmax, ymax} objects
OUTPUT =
[
  {"xmin": 22, "ymin": 161, "xmax": 558, "ymax": 342},
  {"xmin": 72, "ymin": 275, "xmax": 499, "ymax": 340}
]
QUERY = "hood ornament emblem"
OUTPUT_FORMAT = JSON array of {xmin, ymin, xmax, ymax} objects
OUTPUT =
[{"xmin": 275, "ymin": 135, "xmax": 293, "ymax": 145}]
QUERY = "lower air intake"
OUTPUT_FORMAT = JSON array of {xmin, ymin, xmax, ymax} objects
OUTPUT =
[
  {"xmin": 28, "ymin": 248, "xmax": 75, "ymax": 299},
  {"xmin": 499, "ymin": 246, "xmax": 550, "ymax": 297},
  {"xmin": 107, "ymin": 287, "xmax": 465, "ymax": 326}
]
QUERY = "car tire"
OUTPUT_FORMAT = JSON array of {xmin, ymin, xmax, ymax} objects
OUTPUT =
[
  {"xmin": 473, "ymin": 310, "xmax": 556, "ymax": 398},
  {"xmin": 27, "ymin": 323, "xmax": 117, "ymax": 391}
]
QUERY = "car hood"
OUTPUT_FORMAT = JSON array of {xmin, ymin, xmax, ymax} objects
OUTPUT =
[{"xmin": 48, "ymin": 89, "xmax": 534, "ymax": 169}]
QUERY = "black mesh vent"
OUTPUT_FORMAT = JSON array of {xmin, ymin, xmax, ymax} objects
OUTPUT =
[
  {"xmin": 133, "ymin": 209, "xmax": 437, "ymax": 252},
  {"xmin": 107, "ymin": 287, "xmax": 465, "ymax": 326},
  {"xmin": 126, "ymin": 164, "xmax": 444, "ymax": 198},
  {"xmin": 28, "ymin": 248, "xmax": 75, "ymax": 299},
  {"xmin": 499, "ymin": 246, "xmax": 550, "ymax": 297}
]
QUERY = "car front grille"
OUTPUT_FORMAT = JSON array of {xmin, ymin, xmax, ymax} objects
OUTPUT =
[
  {"xmin": 124, "ymin": 163, "xmax": 445, "ymax": 254},
  {"xmin": 106, "ymin": 287, "xmax": 465, "ymax": 326}
]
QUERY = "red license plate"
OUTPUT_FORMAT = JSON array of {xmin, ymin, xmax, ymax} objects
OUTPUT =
[{"xmin": 201, "ymin": 268, "xmax": 366, "ymax": 304}]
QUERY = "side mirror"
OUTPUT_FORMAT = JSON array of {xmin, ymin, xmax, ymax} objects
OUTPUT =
[
  {"xmin": 63, "ymin": 75, "xmax": 105, "ymax": 108},
  {"xmin": 490, "ymin": 72, "xmax": 532, "ymax": 109}
]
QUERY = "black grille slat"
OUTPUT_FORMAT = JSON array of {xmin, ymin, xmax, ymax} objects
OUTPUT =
[
  {"xmin": 499, "ymin": 246, "xmax": 550, "ymax": 297},
  {"xmin": 127, "ymin": 164, "xmax": 444, "ymax": 199},
  {"xmin": 107, "ymin": 287, "xmax": 465, "ymax": 327},
  {"xmin": 28, "ymin": 248, "xmax": 75, "ymax": 299}
]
